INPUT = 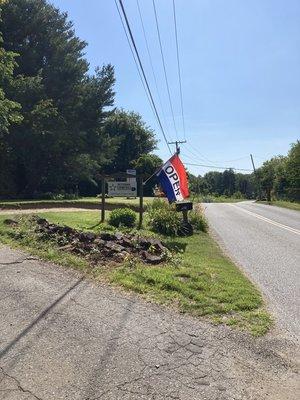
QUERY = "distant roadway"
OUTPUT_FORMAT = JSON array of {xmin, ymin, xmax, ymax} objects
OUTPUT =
[{"xmin": 204, "ymin": 201, "xmax": 300, "ymax": 339}]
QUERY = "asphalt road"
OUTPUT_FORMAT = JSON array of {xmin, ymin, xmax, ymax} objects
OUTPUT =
[
  {"xmin": 0, "ymin": 246, "xmax": 299, "ymax": 399},
  {"xmin": 204, "ymin": 201, "xmax": 300, "ymax": 339}
]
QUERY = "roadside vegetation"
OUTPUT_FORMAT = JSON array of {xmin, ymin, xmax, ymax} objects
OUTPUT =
[
  {"xmin": 0, "ymin": 202, "xmax": 272, "ymax": 336},
  {"xmin": 257, "ymin": 200, "xmax": 300, "ymax": 212},
  {"xmin": 0, "ymin": 197, "xmax": 154, "ymax": 210}
]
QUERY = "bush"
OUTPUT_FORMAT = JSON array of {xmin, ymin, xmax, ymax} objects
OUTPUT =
[
  {"xmin": 108, "ymin": 208, "xmax": 137, "ymax": 228},
  {"xmin": 189, "ymin": 206, "xmax": 208, "ymax": 233},
  {"xmin": 147, "ymin": 200, "xmax": 181, "ymax": 236}
]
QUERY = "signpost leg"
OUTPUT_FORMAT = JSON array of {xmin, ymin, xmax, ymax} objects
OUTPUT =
[
  {"xmin": 101, "ymin": 177, "xmax": 105, "ymax": 223},
  {"xmin": 138, "ymin": 177, "xmax": 143, "ymax": 229}
]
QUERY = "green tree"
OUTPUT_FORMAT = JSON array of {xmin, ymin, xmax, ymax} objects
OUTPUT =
[
  {"xmin": 132, "ymin": 153, "xmax": 162, "ymax": 196},
  {"xmin": 0, "ymin": 8, "xmax": 23, "ymax": 197},
  {"xmin": 0, "ymin": 36, "xmax": 22, "ymax": 135},
  {"xmin": 104, "ymin": 109, "xmax": 157, "ymax": 173},
  {"xmin": 0, "ymin": 0, "xmax": 115, "ymax": 196},
  {"xmin": 203, "ymin": 171, "xmax": 223, "ymax": 195},
  {"xmin": 222, "ymin": 169, "xmax": 235, "ymax": 196},
  {"xmin": 285, "ymin": 141, "xmax": 300, "ymax": 200},
  {"xmin": 257, "ymin": 157, "xmax": 286, "ymax": 201}
]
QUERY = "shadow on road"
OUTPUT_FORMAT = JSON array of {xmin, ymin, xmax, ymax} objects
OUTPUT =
[{"xmin": 0, "ymin": 276, "xmax": 84, "ymax": 360}]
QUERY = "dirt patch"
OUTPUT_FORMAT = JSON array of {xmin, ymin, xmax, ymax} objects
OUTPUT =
[{"xmin": 29, "ymin": 216, "xmax": 169, "ymax": 265}]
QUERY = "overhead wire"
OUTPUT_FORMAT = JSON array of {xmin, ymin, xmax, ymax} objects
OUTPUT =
[
  {"xmin": 152, "ymin": 0, "xmax": 179, "ymax": 140},
  {"xmin": 115, "ymin": 0, "xmax": 156, "ymax": 118},
  {"xmin": 181, "ymin": 147, "xmax": 215, "ymax": 165},
  {"xmin": 186, "ymin": 143, "xmax": 216, "ymax": 164},
  {"xmin": 172, "ymin": 0, "xmax": 185, "ymax": 139},
  {"xmin": 183, "ymin": 162, "xmax": 253, "ymax": 172},
  {"xmin": 116, "ymin": 0, "xmax": 172, "ymax": 154},
  {"xmin": 136, "ymin": 0, "xmax": 171, "ymax": 138}
]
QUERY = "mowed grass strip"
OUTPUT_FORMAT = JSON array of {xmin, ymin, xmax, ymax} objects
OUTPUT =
[
  {"xmin": 0, "ymin": 196, "xmax": 154, "ymax": 209},
  {"xmin": 0, "ymin": 211, "xmax": 271, "ymax": 336},
  {"xmin": 112, "ymin": 234, "xmax": 271, "ymax": 336},
  {"xmin": 257, "ymin": 200, "xmax": 300, "ymax": 212}
]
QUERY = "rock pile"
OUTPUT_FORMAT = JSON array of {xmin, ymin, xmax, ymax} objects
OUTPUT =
[{"xmin": 34, "ymin": 217, "xmax": 168, "ymax": 265}]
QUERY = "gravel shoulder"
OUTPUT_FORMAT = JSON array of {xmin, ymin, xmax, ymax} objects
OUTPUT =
[{"xmin": 0, "ymin": 245, "xmax": 299, "ymax": 400}]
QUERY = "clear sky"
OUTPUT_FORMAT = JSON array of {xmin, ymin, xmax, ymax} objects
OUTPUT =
[{"xmin": 51, "ymin": 0, "xmax": 300, "ymax": 175}]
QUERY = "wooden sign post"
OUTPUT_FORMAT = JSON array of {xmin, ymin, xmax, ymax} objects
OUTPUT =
[
  {"xmin": 138, "ymin": 176, "xmax": 143, "ymax": 229},
  {"xmin": 101, "ymin": 176, "xmax": 105, "ymax": 223},
  {"xmin": 99, "ymin": 172, "xmax": 144, "ymax": 228}
]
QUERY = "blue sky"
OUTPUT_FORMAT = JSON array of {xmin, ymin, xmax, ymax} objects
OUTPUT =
[{"xmin": 51, "ymin": 0, "xmax": 300, "ymax": 175}]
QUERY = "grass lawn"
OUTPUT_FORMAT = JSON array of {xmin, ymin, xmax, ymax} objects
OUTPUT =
[
  {"xmin": 0, "ymin": 196, "xmax": 154, "ymax": 208},
  {"xmin": 257, "ymin": 200, "xmax": 300, "ymax": 211},
  {"xmin": 0, "ymin": 210, "xmax": 271, "ymax": 336},
  {"xmin": 192, "ymin": 195, "xmax": 245, "ymax": 203}
]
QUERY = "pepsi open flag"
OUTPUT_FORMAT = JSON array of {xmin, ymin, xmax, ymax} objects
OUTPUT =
[{"xmin": 157, "ymin": 154, "xmax": 189, "ymax": 202}]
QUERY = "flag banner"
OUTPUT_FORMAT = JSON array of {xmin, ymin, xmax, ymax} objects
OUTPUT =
[{"xmin": 157, "ymin": 154, "xmax": 189, "ymax": 202}]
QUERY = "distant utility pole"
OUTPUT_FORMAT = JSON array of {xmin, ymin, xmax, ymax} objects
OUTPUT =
[
  {"xmin": 250, "ymin": 154, "xmax": 256, "ymax": 173},
  {"xmin": 250, "ymin": 154, "xmax": 261, "ymax": 200},
  {"xmin": 168, "ymin": 140, "xmax": 187, "ymax": 155}
]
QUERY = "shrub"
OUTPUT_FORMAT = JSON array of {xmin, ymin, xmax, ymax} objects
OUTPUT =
[
  {"xmin": 189, "ymin": 207, "xmax": 208, "ymax": 233},
  {"xmin": 147, "ymin": 198, "xmax": 170, "ymax": 211},
  {"xmin": 108, "ymin": 208, "xmax": 137, "ymax": 228},
  {"xmin": 147, "ymin": 201, "xmax": 181, "ymax": 236}
]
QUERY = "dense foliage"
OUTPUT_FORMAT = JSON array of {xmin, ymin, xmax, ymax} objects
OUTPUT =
[
  {"xmin": 188, "ymin": 141, "xmax": 299, "ymax": 202},
  {"xmin": 147, "ymin": 199, "xmax": 181, "ymax": 236},
  {"xmin": 147, "ymin": 199, "xmax": 208, "ymax": 236},
  {"xmin": 188, "ymin": 169, "xmax": 255, "ymax": 199},
  {"xmin": 0, "ymin": 0, "xmax": 157, "ymax": 199},
  {"xmin": 256, "ymin": 141, "xmax": 300, "ymax": 201},
  {"xmin": 108, "ymin": 208, "xmax": 137, "ymax": 228}
]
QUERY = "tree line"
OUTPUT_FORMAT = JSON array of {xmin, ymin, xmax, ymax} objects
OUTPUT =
[
  {"xmin": 0, "ymin": 0, "xmax": 161, "ymax": 199},
  {"xmin": 1, "ymin": 0, "xmax": 298, "ymax": 202},
  {"xmin": 188, "ymin": 141, "xmax": 299, "ymax": 202}
]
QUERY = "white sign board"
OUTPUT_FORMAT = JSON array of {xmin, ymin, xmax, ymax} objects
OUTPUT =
[
  {"xmin": 126, "ymin": 169, "xmax": 136, "ymax": 176},
  {"xmin": 107, "ymin": 181, "xmax": 137, "ymax": 197}
]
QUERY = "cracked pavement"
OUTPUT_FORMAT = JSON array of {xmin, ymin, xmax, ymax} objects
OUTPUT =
[{"xmin": 0, "ymin": 245, "xmax": 299, "ymax": 399}]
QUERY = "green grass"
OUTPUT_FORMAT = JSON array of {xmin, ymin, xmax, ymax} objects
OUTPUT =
[
  {"xmin": 257, "ymin": 200, "xmax": 300, "ymax": 211},
  {"xmin": 191, "ymin": 195, "xmax": 245, "ymax": 203},
  {"xmin": 111, "ymin": 234, "xmax": 271, "ymax": 336},
  {"xmin": 0, "ymin": 196, "xmax": 154, "ymax": 208},
  {"xmin": 0, "ymin": 214, "xmax": 88, "ymax": 272},
  {"xmin": 41, "ymin": 210, "xmax": 111, "ymax": 230},
  {"xmin": 0, "ymin": 210, "xmax": 272, "ymax": 336}
]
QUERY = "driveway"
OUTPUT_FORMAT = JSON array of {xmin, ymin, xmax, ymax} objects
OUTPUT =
[{"xmin": 0, "ymin": 245, "xmax": 299, "ymax": 399}]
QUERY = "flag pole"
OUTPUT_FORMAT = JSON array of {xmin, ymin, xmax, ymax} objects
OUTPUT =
[{"xmin": 143, "ymin": 164, "xmax": 164, "ymax": 185}]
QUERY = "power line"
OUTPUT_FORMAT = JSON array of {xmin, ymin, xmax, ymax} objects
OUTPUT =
[
  {"xmin": 115, "ymin": 0, "xmax": 155, "ymax": 118},
  {"xmin": 152, "ymin": 0, "xmax": 179, "ymax": 140},
  {"xmin": 136, "ymin": 0, "xmax": 170, "ymax": 138},
  {"xmin": 186, "ymin": 143, "xmax": 216, "ymax": 164},
  {"xmin": 181, "ymin": 148, "xmax": 215, "ymax": 165},
  {"xmin": 172, "ymin": 0, "xmax": 185, "ymax": 139},
  {"xmin": 183, "ymin": 162, "xmax": 253, "ymax": 172},
  {"xmin": 116, "ymin": 0, "xmax": 172, "ymax": 154}
]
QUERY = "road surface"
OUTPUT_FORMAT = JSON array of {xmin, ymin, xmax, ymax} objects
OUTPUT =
[
  {"xmin": 0, "ymin": 245, "xmax": 298, "ymax": 400},
  {"xmin": 204, "ymin": 201, "xmax": 300, "ymax": 339}
]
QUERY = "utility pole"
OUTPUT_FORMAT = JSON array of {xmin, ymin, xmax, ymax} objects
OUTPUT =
[
  {"xmin": 250, "ymin": 154, "xmax": 261, "ymax": 200},
  {"xmin": 250, "ymin": 154, "xmax": 256, "ymax": 173},
  {"xmin": 167, "ymin": 140, "xmax": 186, "ymax": 155}
]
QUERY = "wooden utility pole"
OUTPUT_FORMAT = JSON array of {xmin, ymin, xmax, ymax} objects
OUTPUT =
[
  {"xmin": 250, "ymin": 154, "xmax": 256, "ymax": 173},
  {"xmin": 167, "ymin": 140, "xmax": 186, "ymax": 155},
  {"xmin": 250, "ymin": 154, "xmax": 261, "ymax": 200}
]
